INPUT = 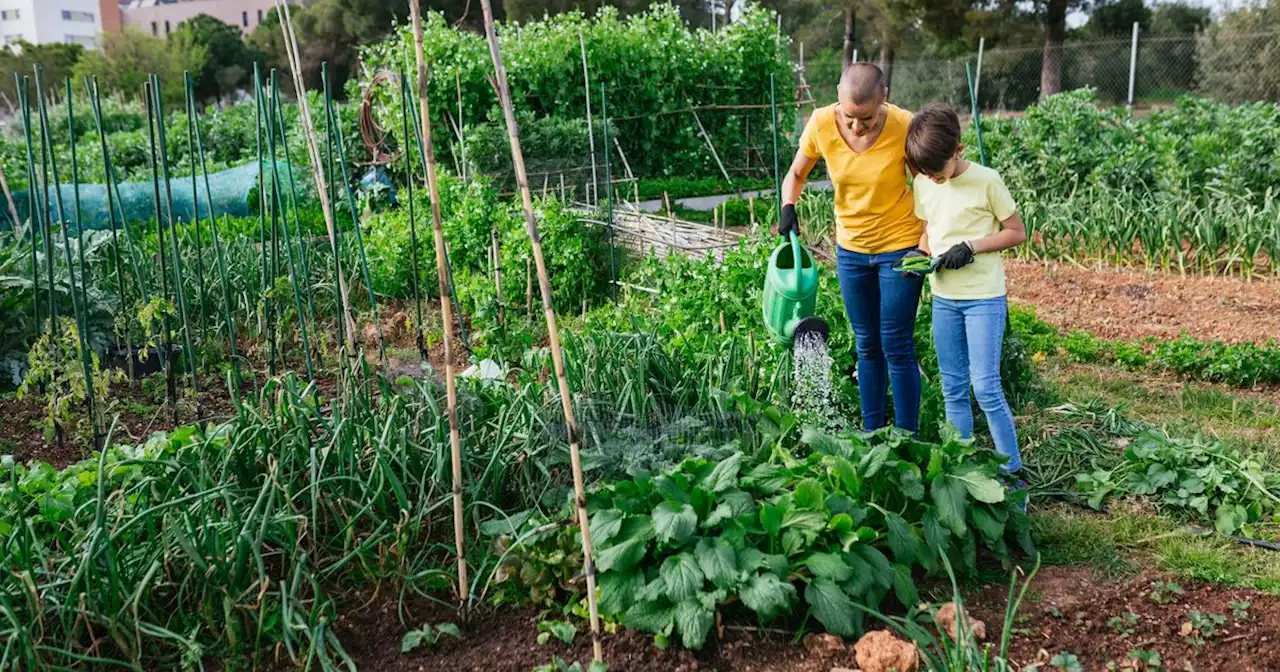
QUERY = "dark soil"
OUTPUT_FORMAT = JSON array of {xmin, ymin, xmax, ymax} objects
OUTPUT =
[{"xmin": 328, "ymin": 565, "xmax": 1280, "ymax": 672}]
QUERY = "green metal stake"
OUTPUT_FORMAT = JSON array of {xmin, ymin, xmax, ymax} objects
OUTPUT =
[
  {"xmin": 324, "ymin": 74, "xmax": 386, "ymax": 367},
  {"xmin": 182, "ymin": 73, "xmax": 209, "ymax": 344},
  {"xmin": 151, "ymin": 75, "xmax": 201, "ymax": 411},
  {"xmin": 322, "ymin": 63, "xmax": 348, "ymax": 365},
  {"xmin": 144, "ymin": 79, "xmax": 178, "ymax": 412},
  {"xmin": 62, "ymin": 77, "xmax": 101, "ymax": 445},
  {"xmin": 600, "ymin": 82, "xmax": 615, "ymax": 296},
  {"xmin": 91, "ymin": 76, "xmax": 149, "ymax": 303},
  {"xmin": 33, "ymin": 70, "xmax": 57, "ymax": 334},
  {"xmin": 185, "ymin": 73, "xmax": 240, "ymax": 386},
  {"xmin": 399, "ymin": 71, "xmax": 427, "ymax": 361},
  {"xmin": 266, "ymin": 69, "xmax": 315, "ymax": 380},
  {"xmin": 965, "ymin": 62, "xmax": 988, "ymax": 167},
  {"xmin": 770, "ymin": 72, "xmax": 782, "ymax": 224},
  {"xmin": 269, "ymin": 80, "xmax": 318, "ymax": 333},
  {"xmin": 15, "ymin": 76, "xmax": 42, "ymax": 340},
  {"xmin": 87, "ymin": 76, "xmax": 135, "ymax": 384},
  {"xmin": 254, "ymin": 66, "xmax": 276, "ymax": 375},
  {"xmin": 404, "ymin": 89, "xmax": 472, "ymax": 352}
]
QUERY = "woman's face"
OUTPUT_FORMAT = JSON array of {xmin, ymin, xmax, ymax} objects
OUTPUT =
[{"xmin": 837, "ymin": 95, "xmax": 884, "ymax": 138}]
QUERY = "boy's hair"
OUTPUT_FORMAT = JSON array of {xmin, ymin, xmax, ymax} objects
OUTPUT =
[{"xmin": 906, "ymin": 103, "xmax": 961, "ymax": 175}]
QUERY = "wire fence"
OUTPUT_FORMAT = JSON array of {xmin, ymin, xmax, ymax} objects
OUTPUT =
[{"xmin": 803, "ymin": 31, "xmax": 1280, "ymax": 112}]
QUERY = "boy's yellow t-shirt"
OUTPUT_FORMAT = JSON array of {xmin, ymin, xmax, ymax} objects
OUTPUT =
[
  {"xmin": 912, "ymin": 162, "xmax": 1017, "ymax": 300},
  {"xmin": 799, "ymin": 104, "xmax": 922, "ymax": 254}
]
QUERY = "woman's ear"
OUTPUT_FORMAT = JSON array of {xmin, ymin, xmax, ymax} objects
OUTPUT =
[{"xmin": 955, "ymin": 143, "xmax": 965, "ymax": 158}]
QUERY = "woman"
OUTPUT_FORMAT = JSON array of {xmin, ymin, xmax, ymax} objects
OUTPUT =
[{"xmin": 779, "ymin": 63, "xmax": 924, "ymax": 432}]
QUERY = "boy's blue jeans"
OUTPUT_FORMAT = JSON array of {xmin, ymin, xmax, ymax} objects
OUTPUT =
[
  {"xmin": 836, "ymin": 246, "xmax": 923, "ymax": 433},
  {"xmin": 931, "ymin": 295, "xmax": 1023, "ymax": 473}
]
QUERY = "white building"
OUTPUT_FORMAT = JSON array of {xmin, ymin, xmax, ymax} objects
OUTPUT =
[{"xmin": 0, "ymin": 0, "xmax": 109, "ymax": 48}]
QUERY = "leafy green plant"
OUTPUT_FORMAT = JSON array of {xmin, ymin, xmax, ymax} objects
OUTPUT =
[
  {"xmin": 536, "ymin": 620, "xmax": 577, "ymax": 646},
  {"xmin": 1107, "ymin": 612, "xmax": 1138, "ymax": 636},
  {"xmin": 1230, "ymin": 600, "xmax": 1251, "ymax": 621},
  {"xmin": 1126, "ymin": 649, "xmax": 1164, "ymax": 671},
  {"xmin": 16, "ymin": 318, "xmax": 110, "ymax": 440},
  {"xmin": 1077, "ymin": 430, "xmax": 1280, "ymax": 535},
  {"xmin": 1183, "ymin": 610, "xmax": 1225, "ymax": 646},
  {"xmin": 1148, "ymin": 581, "xmax": 1184, "ymax": 605},
  {"xmin": 400, "ymin": 622, "xmax": 462, "ymax": 652},
  {"xmin": 1048, "ymin": 652, "xmax": 1083, "ymax": 672},
  {"xmin": 517, "ymin": 425, "xmax": 1032, "ymax": 650}
]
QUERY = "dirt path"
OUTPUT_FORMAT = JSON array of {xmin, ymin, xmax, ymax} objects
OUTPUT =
[{"xmin": 1005, "ymin": 260, "xmax": 1280, "ymax": 345}]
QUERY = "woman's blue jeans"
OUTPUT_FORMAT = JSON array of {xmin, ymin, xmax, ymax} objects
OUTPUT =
[
  {"xmin": 836, "ymin": 246, "xmax": 923, "ymax": 432},
  {"xmin": 931, "ymin": 295, "xmax": 1023, "ymax": 473}
]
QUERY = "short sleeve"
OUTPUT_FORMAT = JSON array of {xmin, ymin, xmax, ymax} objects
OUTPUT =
[
  {"xmin": 912, "ymin": 180, "xmax": 928, "ymax": 221},
  {"xmin": 986, "ymin": 170, "xmax": 1017, "ymax": 221},
  {"xmin": 799, "ymin": 111, "xmax": 823, "ymax": 160}
]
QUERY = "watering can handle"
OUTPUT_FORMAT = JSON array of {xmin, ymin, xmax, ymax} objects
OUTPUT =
[{"xmin": 788, "ymin": 231, "xmax": 803, "ymax": 294}]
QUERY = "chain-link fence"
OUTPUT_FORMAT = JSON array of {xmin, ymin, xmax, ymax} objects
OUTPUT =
[{"xmin": 802, "ymin": 31, "xmax": 1280, "ymax": 113}]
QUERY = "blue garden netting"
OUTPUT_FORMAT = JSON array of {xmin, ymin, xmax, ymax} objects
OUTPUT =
[{"xmin": 0, "ymin": 161, "xmax": 284, "ymax": 232}]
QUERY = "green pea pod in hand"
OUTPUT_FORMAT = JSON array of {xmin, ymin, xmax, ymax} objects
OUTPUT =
[{"xmin": 893, "ymin": 254, "xmax": 938, "ymax": 275}]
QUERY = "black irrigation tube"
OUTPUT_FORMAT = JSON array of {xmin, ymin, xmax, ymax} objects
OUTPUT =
[
  {"xmin": 398, "ymin": 70, "xmax": 427, "ymax": 361},
  {"xmin": 144, "ymin": 79, "xmax": 179, "ymax": 413},
  {"xmin": 266, "ymin": 69, "xmax": 315, "ymax": 380},
  {"xmin": 185, "ymin": 72, "xmax": 241, "ymax": 386},
  {"xmin": 150, "ymin": 75, "xmax": 201, "ymax": 413},
  {"xmin": 323, "ymin": 63, "xmax": 386, "ymax": 367},
  {"xmin": 404, "ymin": 85, "xmax": 470, "ymax": 351}
]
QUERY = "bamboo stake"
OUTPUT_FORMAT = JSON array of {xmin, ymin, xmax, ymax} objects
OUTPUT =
[
  {"xmin": 579, "ymin": 30, "xmax": 598, "ymax": 207},
  {"xmin": 690, "ymin": 108, "xmax": 731, "ymax": 182},
  {"xmin": 525, "ymin": 257, "xmax": 532, "ymax": 313},
  {"xmin": 455, "ymin": 71, "xmax": 468, "ymax": 183},
  {"xmin": 408, "ymin": 0, "xmax": 469, "ymax": 609},
  {"xmin": 492, "ymin": 227, "xmax": 504, "ymax": 326},
  {"xmin": 274, "ymin": 0, "xmax": 357, "ymax": 355},
  {"xmin": 478, "ymin": 0, "xmax": 602, "ymax": 661},
  {"xmin": 601, "ymin": 83, "xmax": 615, "ymax": 292},
  {"xmin": 749, "ymin": 194, "xmax": 756, "ymax": 232}
]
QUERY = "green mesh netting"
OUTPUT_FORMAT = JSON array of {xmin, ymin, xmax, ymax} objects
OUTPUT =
[{"xmin": 1, "ymin": 161, "xmax": 277, "ymax": 232}]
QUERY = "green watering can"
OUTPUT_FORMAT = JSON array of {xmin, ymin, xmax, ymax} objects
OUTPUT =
[{"xmin": 762, "ymin": 232, "xmax": 829, "ymax": 346}]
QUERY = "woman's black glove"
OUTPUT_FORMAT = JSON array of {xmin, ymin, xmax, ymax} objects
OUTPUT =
[
  {"xmin": 938, "ymin": 241, "xmax": 975, "ymax": 270},
  {"xmin": 778, "ymin": 203, "xmax": 799, "ymax": 238}
]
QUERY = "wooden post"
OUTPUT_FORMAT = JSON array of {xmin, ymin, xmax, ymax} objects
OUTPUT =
[
  {"xmin": 492, "ymin": 228, "xmax": 505, "ymax": 326},
  {"xmin": 749, "ymin": 194, "xmax": 756, "ymax": 232},
  {"xmin": 409, "ymin": 0, "xmax": 469, "ymax": 609},
  {"xmin": 526, "ymin": 257, "xmax": 532, "ymax": 313},
  {"xmin": 478, "ymin": 0, "xmax": 603, "ymax": 661},
  {"xmin": 664, "ymin": 192, "xmax": 675, "ymax": 257}
]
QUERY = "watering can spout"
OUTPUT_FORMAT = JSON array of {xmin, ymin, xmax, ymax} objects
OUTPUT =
[{"xmin": 761, "ymin": 233, "xmax": 821, "ymax": 346}]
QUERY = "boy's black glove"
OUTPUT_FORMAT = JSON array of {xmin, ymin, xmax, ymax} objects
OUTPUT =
[
  {"xmin": 778, "ymin": 203, "xmax": 799, "ymax": 238},
  {"xmin": 938, "ymin": 241, "xmax": 975, "ymax": 269}
]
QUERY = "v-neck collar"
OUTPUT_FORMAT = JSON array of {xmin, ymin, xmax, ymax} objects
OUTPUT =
[{"xmin": 834, "ymin": 104, "xmax": 892, "ymax": 157}]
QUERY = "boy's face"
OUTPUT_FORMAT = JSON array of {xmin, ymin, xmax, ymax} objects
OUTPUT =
[{"xmin": 922, "ymin": 145, "xmax": 965, "ymax": 184}]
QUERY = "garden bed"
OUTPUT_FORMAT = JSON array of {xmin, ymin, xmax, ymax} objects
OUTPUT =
[
  {"xmin": 326, "ymin": 564, "xmax": 1280, "ymax": 671},
  {"xmin": 1006, "ymin": 260, "xmax": 1280, "ymax": 346}
]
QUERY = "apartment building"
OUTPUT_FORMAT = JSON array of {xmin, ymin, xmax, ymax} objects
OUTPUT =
[
  {"xmin": 0, "ymin": 0, "xmax": 112, "ymax": 48},
  {"xmin": 120, "ymin": 0, "xmax": 279, "ymax": 38}
]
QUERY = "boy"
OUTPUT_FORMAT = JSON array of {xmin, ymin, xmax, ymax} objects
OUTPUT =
[{"xmin": 904, "ymin": 103, "xmax": 1029, "ymax": 499}]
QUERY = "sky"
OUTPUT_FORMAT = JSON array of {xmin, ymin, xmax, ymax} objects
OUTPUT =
[{"xmin": 1068, "ymin": 0, "xmax": 1243, "ymax": 26}]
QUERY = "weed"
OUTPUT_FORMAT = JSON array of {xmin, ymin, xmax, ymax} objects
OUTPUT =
[
  {"xmin": 1049, "ymin": 651, "xmax": 1083, "ymax": 672},
  {"xmin": 1107, "ymin": 612, "xmax": 1139, "ymax": 636},
  {"xmin": 532, "ymin": 658, "xmax": 607, "ymax": 672},
  {"xmin": 399, "ymin": 622, "xmax": 461, "ymax": 652},
  {"xmin": 1150, "ymin": 580, "xmax": 1184, "ymax": 604},
  {"xmin": 1181, "ymin": 610, "xmax": 1225, "ymax": 646},
  {"xmin": 536, "ymin": 620, "xmax": 577, "ymax": 646},
  {"xmin": 1230, "ymin": 600, "xmax": 1251, "ymax": 621}
]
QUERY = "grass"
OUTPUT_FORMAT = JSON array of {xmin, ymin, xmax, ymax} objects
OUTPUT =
[
  {"xmin": 1032, "ymin": 503, "xmax": 1280, "ymax": 594},
  {"xmin": 1045, "ymin": 358, "xmax": 1280, "ymax": 465}
]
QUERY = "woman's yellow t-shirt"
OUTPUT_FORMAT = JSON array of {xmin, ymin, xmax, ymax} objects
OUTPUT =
[{"xmin": 799, "ymin": 103, "xmax": 922, "ymax": 254}]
